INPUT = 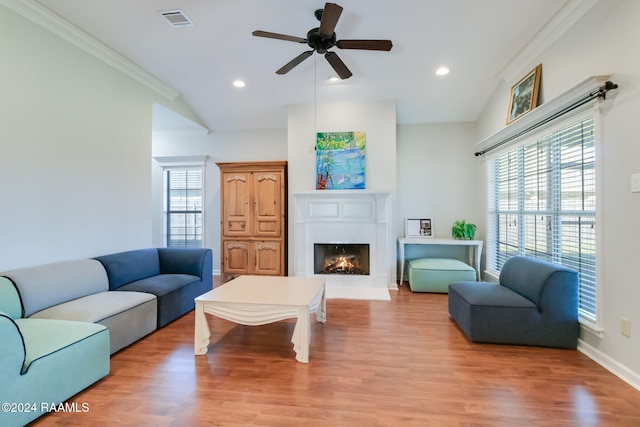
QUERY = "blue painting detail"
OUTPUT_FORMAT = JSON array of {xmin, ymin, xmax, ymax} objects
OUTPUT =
[{"xmin": 315, "ymin": 131, "xmax": 366, "ymax": 190}]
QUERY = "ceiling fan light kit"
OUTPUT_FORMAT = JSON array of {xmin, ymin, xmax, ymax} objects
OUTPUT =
[{"xmin": 252, "ymin": 2, "xmax": 393, "ymax": 80}]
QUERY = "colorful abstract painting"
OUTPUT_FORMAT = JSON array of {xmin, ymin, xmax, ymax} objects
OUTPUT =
[{"xmin": 315, "ymin": 131, "xmax": 366, "ymax": 190}]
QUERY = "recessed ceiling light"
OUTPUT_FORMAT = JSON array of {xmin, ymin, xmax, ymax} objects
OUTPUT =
[
  {"xmin": 435, "ymin": 67, "xmax": 450, "ymax": 76},
  {"xmin": 233, "ymin": 80, "xmax": 246, "ymax": 88},
  {"xmin": 328, "ymin": 76, "xmax": 340, "ymax": 82}
]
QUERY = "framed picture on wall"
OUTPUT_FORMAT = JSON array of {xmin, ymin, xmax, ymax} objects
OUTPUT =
[
  {"xmin": 405, "ymin": 218, "xmax": 433, "ymax": 238},
  {"xmin": 507, "ymin": 64, "xmax": 542, "ymax": 124},
  {"xmin": 315, "ymin": 131, "xmax": 366, "ymax": 190}
]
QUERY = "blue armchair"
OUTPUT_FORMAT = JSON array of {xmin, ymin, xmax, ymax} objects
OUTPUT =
[{"xmin": 448, "ymin": 256, "xmax": 579, "ymax": 349}]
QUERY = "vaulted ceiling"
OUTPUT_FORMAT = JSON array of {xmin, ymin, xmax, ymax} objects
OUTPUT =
[{"xmin": 34, "ymin": 0, "xmax": 575, "ymax": 132}]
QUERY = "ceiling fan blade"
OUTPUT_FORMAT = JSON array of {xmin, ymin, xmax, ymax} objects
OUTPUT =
[
  {"xmin": 276, "ymin": 51, "xmax": 314, "ymax": 75},
  {"xmin": 252, "ymin": 30, "xmax": 306, "ymax": 43},
  {"xmin": 336, "ymin": 40, "xmax": 393, "ymax": 51},
  {"xmin": 318, "ymin": 3, "xmax": 343, "ymax": 38},
  {"xmin": 325, "ymin": 52, "xmax": 352, "ymax": 79}
]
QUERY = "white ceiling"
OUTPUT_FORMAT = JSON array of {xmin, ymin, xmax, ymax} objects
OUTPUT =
[{"xmin": 34, "ymin": 0, "xmax": 572, "ymax": 132}]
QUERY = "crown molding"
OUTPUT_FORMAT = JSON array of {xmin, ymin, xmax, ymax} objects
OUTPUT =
[
  {"xmin": 1, "ymin": 0, "xmax": 179, "ymax": 100},
  {"xmin": 498, "ymin": 0, "xmax": 600, "ymax": 85}
]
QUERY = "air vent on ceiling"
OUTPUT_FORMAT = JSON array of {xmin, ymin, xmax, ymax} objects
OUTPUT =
[{"xmin": 160, "ymin": 10, "xmax": 194, "ymax": 27}]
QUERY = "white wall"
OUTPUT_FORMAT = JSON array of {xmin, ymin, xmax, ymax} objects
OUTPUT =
[
  {"xmin": 151, "ymin": 129, "xmax": 288, "ymax": 272},
  {"xmin": 396, "ymin": 122, "xmax": 484, "ymax": 265},
  {"xmin": 396, "ymin": 122, "xmax": 482, "ymax": 238},
  {"xmin": 0, "ymin": 5, "xmax": 180, "ymax": 270},
  {"xmin": 475, "ymin": 0, "xmax": 640, "ymax": 380},
  {"xmin": 287, "ymin": 100, "xmax": 397, "ymax": 193},
  {"xmin": 287, "ymin": 100, "xmax": 397, "ymax": 279}
]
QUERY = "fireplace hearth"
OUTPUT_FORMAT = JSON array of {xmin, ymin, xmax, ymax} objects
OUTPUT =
[{"xmin": 314, "ymin": 243, "xmax": 370, "ymax": 275}]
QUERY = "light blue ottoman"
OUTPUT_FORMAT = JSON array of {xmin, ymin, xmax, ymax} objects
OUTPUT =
[{"xmin": 407, "ymin": 258, "xmax": 476, "ymax": 293}]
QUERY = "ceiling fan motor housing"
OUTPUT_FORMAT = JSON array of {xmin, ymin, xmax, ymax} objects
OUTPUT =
[{"xmin": 307, "ymin": 28, "xmax": 337, "ymax": 53}]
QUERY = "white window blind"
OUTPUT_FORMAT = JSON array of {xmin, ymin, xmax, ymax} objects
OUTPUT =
[
  {"xmin": 487, "ymin": 115, "xmax": 597, "ymax": 321},
  {"xmin": 163, "ymin": 167, "xmax": 203, "ymax": 248}
]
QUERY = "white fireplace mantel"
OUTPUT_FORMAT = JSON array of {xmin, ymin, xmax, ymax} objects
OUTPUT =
[{"xmin": 292, "ymin": 191, "xmax": 394, "ymax": 289}]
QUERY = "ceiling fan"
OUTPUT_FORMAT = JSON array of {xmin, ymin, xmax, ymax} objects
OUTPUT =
[{"xmin": 252, "ymin": 2, "xmax": 392, "ymax": 80}]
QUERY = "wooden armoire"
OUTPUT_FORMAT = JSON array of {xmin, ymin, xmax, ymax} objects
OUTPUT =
[{"xmin": 217, "ymin": 161, "xmax": 287, "ymax": 282}]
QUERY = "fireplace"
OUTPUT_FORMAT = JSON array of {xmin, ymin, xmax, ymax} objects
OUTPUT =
[
  {"xmin": 293, "ymin": 191, "xmax": 394, "ymax": 289},
  {"xmin": 314, "ymin": 243, "xmax": 370, "ymax": 275}
]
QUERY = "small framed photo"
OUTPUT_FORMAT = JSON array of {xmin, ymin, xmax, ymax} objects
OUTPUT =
[
  {"xmin": 405, "ymin": 218, "xmax": 433, "ymax": 238},
  {"xmin": 507, "ymin": 64, "xmax": 542, "ymax": 124}
]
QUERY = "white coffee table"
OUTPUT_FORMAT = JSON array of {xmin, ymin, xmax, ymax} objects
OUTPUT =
[{"xmin": 194, "ymin": 275, "xmax": 326, "ymax": 363}]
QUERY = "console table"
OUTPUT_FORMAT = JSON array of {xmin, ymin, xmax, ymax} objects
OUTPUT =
[{"xmin": 398, "ymin": 238, "xmax": 483, "ymax": 284}]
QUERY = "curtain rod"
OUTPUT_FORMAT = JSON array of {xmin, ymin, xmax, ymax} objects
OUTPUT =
[{"xmin": 475, "ymin": 81, "xmax": 619, "ymax": 157}]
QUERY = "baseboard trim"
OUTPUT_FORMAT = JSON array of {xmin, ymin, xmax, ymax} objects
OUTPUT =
[{"xmin": 578, "ymin": 339, "xmax": 640, "ymax": 391}]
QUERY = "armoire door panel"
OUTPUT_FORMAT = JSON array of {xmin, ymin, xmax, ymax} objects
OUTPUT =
[
  {"xmin": 222, "ymin": 173, "xmax": 251, "ymax": 236},
  {"xmin": 253, "ymin": 171, "xmax": 282, "ymax": 237},
  {"xmin": 223, "ymin": 241, "xmax": 251, "ymax": 274},
  {"xmin": 226, "ymin": 220, "xmax": 247, "ymax": 233},
  {"xmin": 254, "ymin": 241, "xmax": 282, "ymax": 276},
  {"xmin": 255, "ymin": 221, "xmax": 278, "ymax": 234}
]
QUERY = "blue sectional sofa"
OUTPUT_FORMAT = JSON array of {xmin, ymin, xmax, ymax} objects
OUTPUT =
[
  {"xmin": 448, "ymin": 256, "xmax": 579, "ymax": 349},
  {"xmin": 94, "ymin": 248, "xmax": 213, "ymax": 328},
  {"xmin": 0, "ymin": 247, "xmax": 212, "ymax": 426}
]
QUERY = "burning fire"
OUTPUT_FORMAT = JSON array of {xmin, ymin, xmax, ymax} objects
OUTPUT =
[
  {"xmin": 322, "ymin": 254, "xmax": 366, "ymax": 275},
  {"xmin": 331, "ymin": 256, "xmax": 355, "ymax": 271}
]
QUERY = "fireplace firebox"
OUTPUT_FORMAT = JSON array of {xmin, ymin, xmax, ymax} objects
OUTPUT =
[{"xmin": 314, "ymin": 243, "xmax": 370, "ymax": 275}]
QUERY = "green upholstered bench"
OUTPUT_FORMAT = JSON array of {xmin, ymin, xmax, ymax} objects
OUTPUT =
[{"xmin": 407, "ymin": 258, "xmax": 476, "ymax": 293}]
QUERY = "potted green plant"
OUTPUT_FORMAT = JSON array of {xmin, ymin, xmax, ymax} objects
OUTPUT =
[{"xmin": 452, "ymin": 220, "xmax": 477, "ymax": 240}]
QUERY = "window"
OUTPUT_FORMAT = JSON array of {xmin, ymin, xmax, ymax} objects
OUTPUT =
[
  {"xmin": 163, "ymin": 167, "xmax": 203, "ymax": 248},
  {"xmin": 487, "ymin": 113, "xmax": 597, "ymax": 323}
]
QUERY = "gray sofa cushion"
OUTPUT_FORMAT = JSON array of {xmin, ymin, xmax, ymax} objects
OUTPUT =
[
  {"xmin": 2, "ymin": 259, "xmax": 108, "ymax": 317},
  {"xmin": 29, "ymin": 291, "xmax": 156, "ymax": 323},
  {"xmin": 101, "ymin": 298, "xmax": 157, "ymax": 354},
  {"xmin": 29, "ymin": 291, "xmax": 157, "ymax": 354}
]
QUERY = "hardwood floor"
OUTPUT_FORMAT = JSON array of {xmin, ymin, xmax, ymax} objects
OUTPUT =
[{"xmin": 32, "ymin": 283, "xmax": 640, "ymax": 426}]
